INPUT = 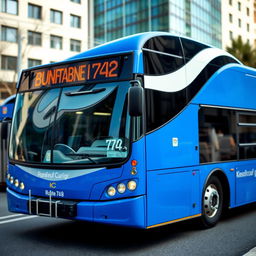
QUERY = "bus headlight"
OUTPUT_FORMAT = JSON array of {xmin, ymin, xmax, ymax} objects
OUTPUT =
[
  {"xmin": 19, "ymin": 182, "xmax": 25, "ymax": 190},
  {"xmin": 117, "ymin": 183, "xmax": 126, "ymax": 194},
  {"xmin": 107, "ymin": 186, "xmax": 116, "ymax": 197},
  {"xmin": 10, "ymin": 176, "xmax": 14, "ymax": 184},
  {"xmin": 14, "ymin": 179, "xmax": 19, "ymax": 187},
  {"xmin": 127, "ymin": 180, "xmax": 137, "ymax": 191}
]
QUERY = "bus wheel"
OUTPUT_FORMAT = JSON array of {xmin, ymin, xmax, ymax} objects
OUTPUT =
[{"xmin": 200, "ymin": 176, "xmax": 223, "ymax": 228}]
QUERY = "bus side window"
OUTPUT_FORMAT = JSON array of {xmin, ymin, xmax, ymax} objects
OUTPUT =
[
  {"xmin": 238, "ymin": 113, "xmax": 256, "ymax": 160},
  {"xmin": 199, "ymin": 107, "xmax": 237, "ymax": 163},
  {"xmin": 143, "ymin": 36, "xmax": 187, "ymax": 132},
  {"xmin": 143, "ymin": 36, "xmax": 184, "ymax": 75}
]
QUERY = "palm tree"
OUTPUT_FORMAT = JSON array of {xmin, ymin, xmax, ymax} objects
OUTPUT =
[{"xmin": 226, "ymin": 36, "xmax": 256, "ymax": 67}]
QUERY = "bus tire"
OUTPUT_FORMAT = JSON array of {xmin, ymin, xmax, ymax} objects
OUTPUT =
[{"xmin": 200, "ymin": 175, "xmax": 223, "ymax": 228}]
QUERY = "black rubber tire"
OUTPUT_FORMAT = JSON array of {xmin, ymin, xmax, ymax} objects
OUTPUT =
[{"xmin": 200, "ymin": 176, "xmax": 223, "ymax": 228}]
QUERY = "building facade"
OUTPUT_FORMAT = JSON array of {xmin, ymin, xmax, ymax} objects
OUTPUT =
[
  {"xmin": 92, "ymin": 0, "xmax": 222, "ymax": 48},
  {"xmin": 0, "ymin": 0, "xmax": 88, "ymax": 102},
  {"xmin": 221, "ymin": 0, "xmax": 255, "ymax": 49}
]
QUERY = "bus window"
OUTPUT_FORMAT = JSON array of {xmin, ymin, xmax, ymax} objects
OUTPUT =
[
  {"xmin": 143, "ymin": 36, "xmax": 184, "ymax": 75},
  {"xmin": 9, "ymin": 89, "xmax": 60, "ymax": 163},
  {"xmin": 180, "ymin": 37, "xmax": 209, "ymax": 60},
  {"xmin": 143, "ymin": 36, "xmax": 187, "ymax": 132},
  {"xmin": 9, "ymin": 82, "xmax": 131, "ymax": 166},
  {"xmin": 145, "ymin": 89, "xmax": 187, "ymax": 133},
  {"xmin": 199, "ymin": 107, "xmax": 237, "ymax": 163},
  {"xmin": 238, "ymin": 113, "xmax": 256, "ymax": 160}
]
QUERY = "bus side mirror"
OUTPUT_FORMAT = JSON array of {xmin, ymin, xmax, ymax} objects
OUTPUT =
[
  {"xmin": 128, "ymin": 81, "xmax": 144, "ymax": 117},
  {"xmin": 1, "ymin": 118, "xmax": 11, "ymax": 140}
]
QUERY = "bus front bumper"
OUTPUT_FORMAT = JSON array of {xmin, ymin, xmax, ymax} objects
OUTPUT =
[{"xmin": 7, "ymin": 188, "xmax": 146, "ymax": 228}]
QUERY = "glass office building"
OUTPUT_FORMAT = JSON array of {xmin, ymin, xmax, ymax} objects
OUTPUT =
[{"xmin": 93, "ymin": 0, "xmax": 221, "ymax": 48}]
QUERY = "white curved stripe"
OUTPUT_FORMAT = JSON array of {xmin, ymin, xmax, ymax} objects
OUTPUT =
[{"xmin": 144, "ymin": 47, "xmax": 240, "ymax": 92}]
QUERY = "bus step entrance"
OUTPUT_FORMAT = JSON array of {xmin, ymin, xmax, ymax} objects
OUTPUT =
[{"xmin": 28, "ymin": 190, "xmax": 77, "ymax": 218}]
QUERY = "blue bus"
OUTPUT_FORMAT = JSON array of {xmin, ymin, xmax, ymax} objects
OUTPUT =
[
  {"xmin": 0, "ymin": 95, "xmax": 15, "ymax": 121},
  {"xmin": 0, "ymin": 95, "xmax": 15, "ymax": 189},
  {"xmin": 6, "ymin": 32, "xmax": 256, "ymax": 229}
]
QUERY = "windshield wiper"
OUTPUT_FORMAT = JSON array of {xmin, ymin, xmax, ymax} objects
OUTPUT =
[
  {"xmin": 66, "ymin": 153, "xmax": 105, "ymax": 164},
  {"xmin": 65, "ymin": 88, "xmax": 106, "ymax": 96}
]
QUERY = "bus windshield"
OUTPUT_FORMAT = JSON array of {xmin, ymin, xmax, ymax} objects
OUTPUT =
[{"xmin": 9, "ymin": 82, "xmax": 131, "ymax": 166}]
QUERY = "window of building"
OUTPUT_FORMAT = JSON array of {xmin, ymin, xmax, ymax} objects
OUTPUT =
[
  {"xmin": 199, "ymin": 107, "xmax": 237, "ymax": 163},
  {"xmin": 28, "ymin": 58, "xmax": 41, "ymax": 68},
  {"xmin": 1, "ymin": 0, "xmax": 18, "ymax": 14},
  {"xmin": 50, "ymin": 9, "xmax": 62, "ymax": 24},
  {"xmin": 28, "ymin": 3, "xmax": 42, "ymax": 19},
  {"xmin": 247, "ymin": 23, "xmax": 250, "ymax": 32},
  {"xmin": 70, "ymin": 39, "xmax": 81, "ymax": 52},
  {"xmin": 0, "ymin": 91, "xmax": 10, "ymax": 99},
  {"xmin": 28, "ymin": 31, "xmax": 42, "ymax": 46},
  {"xmin": 238, "ymin": 18, "xmax": 241, "ymax": 27},
  {"xmin": 70, "ymin": 0, "xmax": 81, "ymax": 3},
  {"xmin": 229, "ymin": 13, "xmax": 233, "ymax": 23},
  {"xmin": 247, "ymin": 7, "xmax": 250, "ymax": 16},
  {"xmin": 1, "ymin": 25, "xmax": 17, "ymax": 42},
  {"xmin": 229, "ymin": 31, "xmax": 233, "ymax": 40},
  {"xmin": 70, "ymin": 14, "xmax": 81, "ymax": 28},
  {"xmin": 50, "ymin": 35, "xmax": 62, "ymax": 49},
  {"xmin": 229, "ymin": 0, "xmax": 232, "ymax": 6},
  {"xmin": 238, "ymin": 1, "xmax": 241, "ymax": 11},
  {"xmin": 1, "ymin": 55, "xmax": 17, "ymax": 70}
]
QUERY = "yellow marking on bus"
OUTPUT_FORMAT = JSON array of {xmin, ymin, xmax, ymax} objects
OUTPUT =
[{"xmin": 146, "ymin": 213, "xmax": 202, "ymax": 229}]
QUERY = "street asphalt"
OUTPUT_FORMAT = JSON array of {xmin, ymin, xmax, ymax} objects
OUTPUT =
[{"xmin": 0, "ymin": 191, "xmax": 256, "ymax": 256}]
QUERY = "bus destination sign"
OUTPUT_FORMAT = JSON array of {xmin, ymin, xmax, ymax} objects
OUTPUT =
[{"xmin": 19, "ymin": 54, "xmax": 133, "ymax": 91}]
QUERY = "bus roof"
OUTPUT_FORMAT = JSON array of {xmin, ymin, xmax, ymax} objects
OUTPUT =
[
  {"xmin": 66, "ymin": 32, "xmax": 173, "ymax": 61},
  {"xmin": 0, "ymin": 95, "xmax": 16, "ymax": 106}
]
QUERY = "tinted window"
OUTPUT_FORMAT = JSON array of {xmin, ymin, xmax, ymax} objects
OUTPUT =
[
  {"xmin": 186, "ymin": 56, "xmax": 239, "ymax": 101},
  {"xmin": 144, "ymin": 36, "xmax": 183, "ymax": 56},
  {"xmin": 238, "ymin": 113, "xmax": 256, "ymax": 160},
  {"xmin": 143, "ymin": 51, "xmax": 184, "ymax": 75},
  {"xmin": 210, "ymin": 56, "xmax": 239, "ymax": 66},
  {"xmin": 181, "ymin": 38, "xmax": 209, "ymax": 60},
  {"xmin": 199, "ymin": 108, "xmax": 237, "ymax": 163},
  {"xmin": 143, "ymin": 36, "xmax": 184, "ymax": 75},
  {"xmin": 146, "ymin": 89, "xmax": 187, "ymax": 132}
]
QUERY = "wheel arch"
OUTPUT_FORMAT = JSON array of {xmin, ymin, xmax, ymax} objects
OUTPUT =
[{"xmin": 203, "ymin": 168, "xmax": 231, "ymax": 210}]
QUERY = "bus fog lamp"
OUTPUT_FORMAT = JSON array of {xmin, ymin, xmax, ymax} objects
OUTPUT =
[
  {"xmin": 117, "ymin": 183, "xmax": 126, "ymax": 194},
  {"xmin": 127, "ymin": 180, "xmax": 137, "ymax": 191},
  {"xmin": 14, "ymin": 179, "xmax": 19, "ymax": 187},
  {"xmin": 19, "ymin": 182, "xmax": 25, "ymax": 190},
  {"xmin": 107, "ymin": 186, "xmax": 116, "ymax": 197}
]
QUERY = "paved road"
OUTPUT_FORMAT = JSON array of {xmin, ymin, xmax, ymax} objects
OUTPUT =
[{"xmin": 0, "ymin": 192, "xmax": 256, "ymax": 256}]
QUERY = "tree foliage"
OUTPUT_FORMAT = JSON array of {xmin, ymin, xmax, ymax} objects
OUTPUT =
[{"xmin": 226, "ymin": 36, "xmax": 256, "ymax": 67}]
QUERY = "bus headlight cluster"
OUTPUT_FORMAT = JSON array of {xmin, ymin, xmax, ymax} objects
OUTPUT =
[
  {"xmin": 127, "ymin": 180, "xmax": 137, "ymax": 191},
  {"xmin": 107, "ymin": 186, "xmax": 116, "ymax": 197},
  {"xmin": 107, "ymin": 180, "xmax": 137, "ymax": 197},
  {"xmin": 7, "ymin": 174, "xmax": 25, "ymax": 190}
]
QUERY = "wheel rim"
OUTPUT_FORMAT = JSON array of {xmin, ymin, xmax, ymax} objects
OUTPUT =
[{"xmin": 204, "ymin": 184, "xmax": 220, "ymax": 218}]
